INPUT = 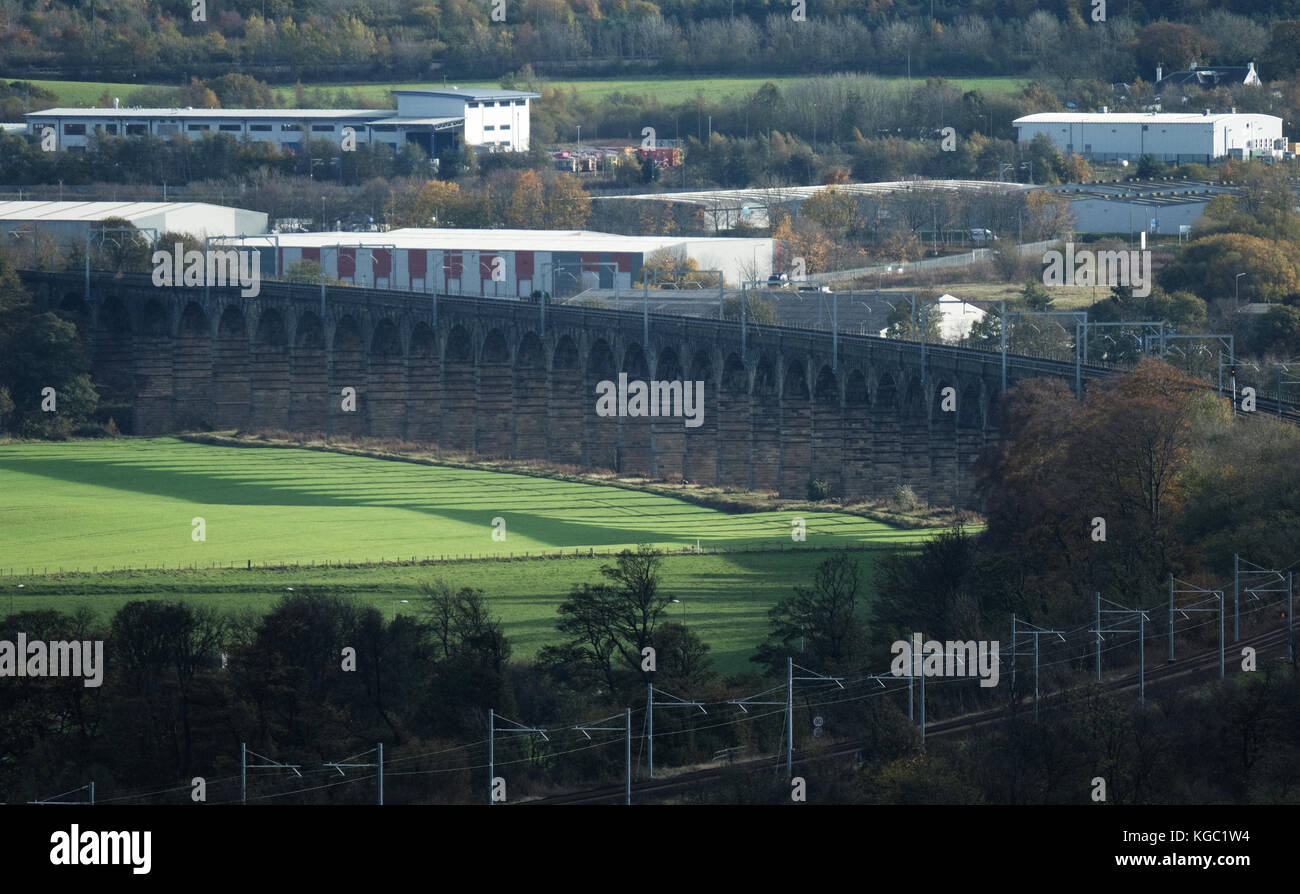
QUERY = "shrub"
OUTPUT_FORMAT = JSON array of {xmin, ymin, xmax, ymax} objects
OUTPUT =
[
  {"xmin": 892, "ymin": 484, "xmax": 922, "ymax": 511},
  {"xmin": 807, "ymin": 478, "xmax": 832, "ymax": 501}
]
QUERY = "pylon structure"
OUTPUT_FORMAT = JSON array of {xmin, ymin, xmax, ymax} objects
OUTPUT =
[
  {"xmin": 488, "ymin": 709, "xmax": 548, "ymax": 805},
  {"xmin": 241, "ymin": 744, "xmax": 301, "ymax": 805},
  {"xmin": 324, "ymin": 744, "xmax": 384, "ymax": 805},
  {"xmin": 729, "ymin": 657, "xmax": 843, "ymax": 777},
  {"xmin": 573, "ymin": 710, "xmax": 633, "ymax": 805},
  {"xmin": 1167, "ymin": 575, "xmax": 1225, "ymax": 678},
  {"xmin": 646, "ymin": 684, "xmax": 706, "ymax": 779},
  {"xmin": 1011, "ymin": 615, "xmax": 1065, "ymax": 720},
  {"xmin": 1092, "ymin": 599, "xmax": 1154, "ymax": 705},
  {"xmin": 1237, "ymin": 557, "xmax": 1291, "ymax": 650}
]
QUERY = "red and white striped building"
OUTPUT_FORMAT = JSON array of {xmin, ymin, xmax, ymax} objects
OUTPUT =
[{"xmin": 233, "ymin": 228, "xmax": 778, "ymax": 296}]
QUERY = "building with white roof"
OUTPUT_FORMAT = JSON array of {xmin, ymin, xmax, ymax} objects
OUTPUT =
[
  {"xmin": 596, "ymin": 180, "xmax": 1030, "ymax": 231},
  {"xmin": 0, "ymin": 201, "xmax": 267, "ymax": 249},
  {"xmin": 232, "ymin": 228, "xmax": 777, "ymax": 296},
  {"xmin": 877, "ymin": 294, "xmax": 986, "ymax": 343},
  {"xmin": 23, "ymin": 87, "xmax": 540, "ymax": 157},
  {"xmin": 1013, "ymin": 110, "xmax": 1285, "ymax": 163}
]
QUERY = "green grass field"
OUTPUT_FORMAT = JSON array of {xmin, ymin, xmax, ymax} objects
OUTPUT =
[
  {"xmin": 1, "ymin": 551, "xmax": 889, "ymax": 672},
  {"xmin": 8, "ymin": 75, "xmax": 1030, "ymax": 109},
  {"xmin": 0, "ymin": 437, "xmax": 937, "ymax": 671},
  {"xmin": 0, "ymin": 438, "xmax": 932, "ymax": 574}
]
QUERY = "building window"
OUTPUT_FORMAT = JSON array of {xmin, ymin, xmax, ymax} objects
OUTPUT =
[
  {"xmin": 311, "ymin": 124, "xmax": 334, "ymax": 132},
  {"xmin": 249, "ymin": 124, "xmax": 272, "ymax": 132},
  {"xmin": 126, "ymin": 124, "xmax": 148, "ymax": 135},
  {"xmin": 372, "ymin": 125, "xmax": 396, "ymax": 132},
  {"xmin": 514, "ymin": 99, "xmax": 525, "ymax": 106},
  {"xmin": 467, "ymin": 102, "xmax": 480, "ymax": 109},
  {"xmin": 98, "ymin": 124, "xmax": 118, "ymax": 134},
  {"xmin": 281, "ymin": 123, "xmax": 303, "ymax": 132},
  {"xmin": 63, "ymin": 123, "xmax": 86, "ymax": 135},
  {"xmin": 187, "ymin": 124, "xmax": 209, "ymax": 131},
  {"xmin": 500, "ymin": 124, "xmax": 510, "ymax": 130},
  {"xmin": 484, "ymin": 125, "xmax": 495, "ymax": 131},
  {"xmin": 219, "ymin": 124, "xmax": 241, "ymax": 131},
  {"xmin": 483, "ymin": 101, "xmax": 496, "ymax": 107}
]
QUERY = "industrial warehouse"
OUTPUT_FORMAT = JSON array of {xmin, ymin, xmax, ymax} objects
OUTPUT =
[
  {"xmin": 0, "ymin": 200, "xmax": 268, "ymax": 243},
  {"xmin": 22, "ymin": 86, "xmax": 540, "ymax": 155},
  {"xmin": 230, "ymin": 228, "xmax": 778, "ymax": 295},
  {"xmin": 1013, "ymin": 110, "xmax": 1286, "ymax": 162}
]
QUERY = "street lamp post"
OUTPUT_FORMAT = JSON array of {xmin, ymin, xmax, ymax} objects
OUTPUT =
[{"xmin": 1235, "ymin": 272, "xmax": 1246, "ymax": 310}]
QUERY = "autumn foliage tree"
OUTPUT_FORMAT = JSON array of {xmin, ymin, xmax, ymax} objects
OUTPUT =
[
  {"xmin": 977, "ymin": 360, "xmax": 1209, "ymax": 615},
  {"xmin": 1160, "ymin": 233, "xmax": 1300, "ymax": 304}
]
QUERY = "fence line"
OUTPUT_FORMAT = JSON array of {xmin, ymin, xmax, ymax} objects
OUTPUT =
[{"xmin": 0, "ymin": 539, "xmax": 919, "ymax": 580}]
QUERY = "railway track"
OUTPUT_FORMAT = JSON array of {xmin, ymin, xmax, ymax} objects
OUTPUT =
[{"xmin": 526, "ymin": 623, "xmax": 1294, "ymax": 805}]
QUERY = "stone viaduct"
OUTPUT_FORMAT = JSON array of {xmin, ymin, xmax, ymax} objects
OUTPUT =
[{"xmin": 20, "ymin": 271, "xmax": 1096, "ymax": 508}]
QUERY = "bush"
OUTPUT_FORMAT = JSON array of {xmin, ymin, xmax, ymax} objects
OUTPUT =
[
  {"xmin": 807, "ymin": 478, "xmax": 832, "ymax": 501},
  {"xmin": 892, "ymin": 484, "xmax": 922, "ymax": 511}
]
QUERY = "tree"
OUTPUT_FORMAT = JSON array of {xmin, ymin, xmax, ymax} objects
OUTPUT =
[
  {"xmin": 1063, "ymin": 153, "xmax": 1092, "ymax": 183},
  {"xmin": 872, "ymin": 527, "xmax": 1008, "ymax": 655},
  {"xmin": 1262, "ymin": 20, "xmax": 1300, "ymax": 78},
  {"xmin": 651, "ymin": 622, "xmax": 714, "ymax": 693},
  {"xmin": 386, "ymin": 179, "xmax": 466, "ymax": 228},
  {"xmin": 90, "ymin": 218, "xmax": 152, "ymax": 273},
  {"xmin": 723, "ymin": 293, "xmax": 778, "ymax": 325},
  {"xmin": 1134, "ymin": 22, "xmax": 1213, "ymax": 77},
  {"xmin": 419, "ymin": 581, "xmax": 511, "ymax": 734},
  {"xmin": 1022, "ymin": 190, "xmax": 1073, "ymax": 241},
  {"xmin": 1251, "ymin": 304, "xmax": 1300, "ymax": 356},
  {"xmin": 0, "ymin": 258, "xmax": 98, "ymax": 436},
  {"xmin": 550, "ymin": 545, "xmax": 675, "ymax": 696},
  {"xmin": 1160, "ymin": 233, "xmax": 1300, "ymax": 304},
  {"xmin": 543, "ymin": 173, "xmax": 591, "ymax": 228},
  {"xmin": 1021, "ymin": 280, "xmax": 1054, "ymax": 311},
  {"xmin": 1136, "ymin": 154, "xmax": 1165, "ymax": 179},
  {"xmin": 754, "ymin": 553, "xmax": 868, "ymax": 675},
  {"xmin": 504, "ymin": 169, "xmax": 545, "ymax": 227},
  {"xmin": 977, "ymin": 360, "xmax": 1205, "ymax": 609},
  {"xmin": 284, "ymin": 259, "xmax": 324, "ymax": 283},
  {"xmin": 800, "ymin": 186, "xmax": 859, "ymax": 237}
]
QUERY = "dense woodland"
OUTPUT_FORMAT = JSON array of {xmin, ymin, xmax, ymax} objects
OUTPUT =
[{"xmin": 3, "ymin": 1, "xmax": 1300, "ymax": 82}]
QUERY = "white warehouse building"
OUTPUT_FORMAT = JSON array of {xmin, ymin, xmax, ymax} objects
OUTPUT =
[
  {"xmin": 0, "ymin": 200, "xmax": 267, "ymax": 250},
  {"xmin": 23, "ymin": 87, "xmax": 539, "ymax": 157},
  {"xmin": 232, "ymin": 229, "xmax": 777, "ymax": 297},
  {"xmin": 1013, "ymin": 111, "xmax": 1285, "ymax": 163}
]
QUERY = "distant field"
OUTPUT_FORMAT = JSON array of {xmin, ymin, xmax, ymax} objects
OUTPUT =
[
  {"xmin": 939, "ymin": 280, "xmax": 1104, "ymax": 310},
  {"xmin": 0, "ymin": 438, "xmax": 933, "ymax": 573},
  {"xmin": 1, "ymin": 550, "xmax": 892, "ymax": 672},
  {"xmin": 8, "ymin": 75, "xmax": 1030, "ymax": 109},
  {"xmin": 0, "ymin": 437, "xmax": 936, "ymax": 671}
]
